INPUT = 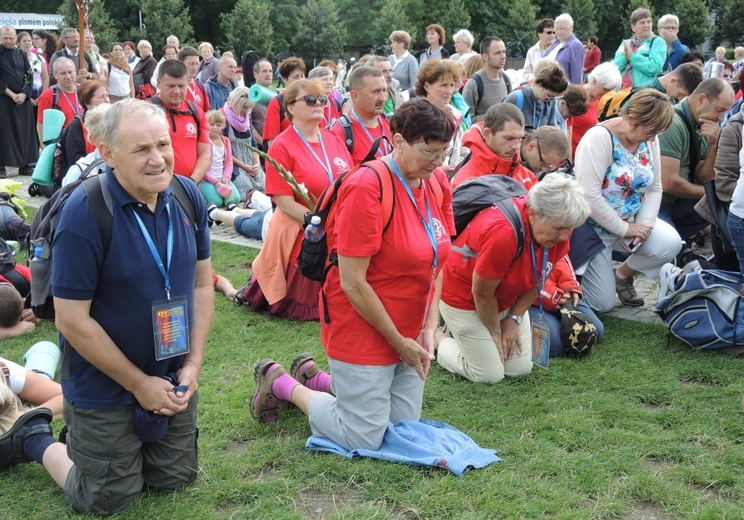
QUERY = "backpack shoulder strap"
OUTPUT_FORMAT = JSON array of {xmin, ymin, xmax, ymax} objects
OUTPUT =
[
  {"xmin": 494, "ymin": 199, "xmax": 525, "ymax": 261},
  {"xmin": 185, "ymin": 100, "xmax": 201, "ymax": 138},
  {"xmin": 363, "ymin": 159, "xmax": 396, "ymax": 233},
  {"xmin": 3, "ymin": 268, "xmax": 31, "ymax": 299},
  {"xmin": 51, "ymin": 85, "xmax": 59, "ymax": 110},
  {"xmin": 169, "ymin": 175, "xmax": 198, "ymax": 229},
  {"xmin": 473, "ymin": 73, "xmax": 484, "ymax": 106},
  {"xmin": 79, "ymin": 157, "xmax": 106, "ymax": 180},
  {"xmin": 82, "ymin": 174, "xmax": 114, "ymax": 257},
  {"xmin": 278, "ymin": 93, "xmax": 286, "ymax": 123},
  {"xmin": 503, "ymin": 71, "xmax": 512, "ymax": 94},
  {"xmin": 338, "ymin": 114, "xmax": 354, "ymax": 153},
  {"xmin": 427, "ymin": 170, "xmax": 445, "ymax": 210},
  {"xmin": 675, "ymin": 110, "xmax": 699, "ymax": 181},
  {"xmin": 516, "ymin": 89, "xmax": 524, "ymax": 111}
]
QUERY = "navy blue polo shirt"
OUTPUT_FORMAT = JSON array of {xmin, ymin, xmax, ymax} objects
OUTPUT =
[{"xmin": 52, "ymin": 168, "xmax": 210, "ymax": 409}]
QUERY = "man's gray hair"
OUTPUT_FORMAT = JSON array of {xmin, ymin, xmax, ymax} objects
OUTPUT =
[
  {"xmin": 60, "ymin": 27, "xmax": 77, "ymax": 40},
  {"xmin": 658, "ymin": 14, "xmax": 679, "ymax": 28},
  {"xmin": 453, "ymin": 29, "xmax": 474, "ymax": 48},
  {"xmin": 588, "ymin": 62, "xmax": 622, "ymax": 91},
  {"xmin": 99, "ymin": 98, "xmax": 166, "ymax": 150},
  {"xmin": 555, "ymin": 13, "xmax": 574, "ymax": 27},
  {"xmin": 52, "ymin": 57, "xmax": 75, "ymax": 73},
  {"xmin": 528, "ymin": 173, "xmax": 589, "ymax": 228},
  {"xmin": 366, "ymin": 56, "xmax": 390, "ymax": 67}
]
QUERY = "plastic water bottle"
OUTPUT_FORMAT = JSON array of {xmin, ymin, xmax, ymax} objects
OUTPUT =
[
  {"xmin": 32, "ymin": 243, "xmax": 43, "ymax": 260},
  {"xmin": 304, "ymin": 216, "xmax": 325, "ymax": 243}
]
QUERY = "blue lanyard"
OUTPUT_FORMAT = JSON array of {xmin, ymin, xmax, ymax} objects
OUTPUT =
[
  {"xmin": 132, "ymin": 202, "xmax": 174, "ymax": 300},
  {"xmin": 388, "ymin": 156, "xmax": 438, "ymax": 268},
  {"xmin": 529, "ymin": 238, "xmax": 549, "ymax": 316},
  {"xmin": 351, "ymin": 111, "xmax": 391, "ymax": 156},
  {"xmin": 293, "ymin": 125, "xmax": 333, "ymax": 182},
  {"xmin": 532, "ymin": 98, "xmax": 554, "ymax": 128}
]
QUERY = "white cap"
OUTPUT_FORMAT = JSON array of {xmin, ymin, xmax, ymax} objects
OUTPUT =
[{"xmin": 310, "ymin": 215, "xmax": 321, "ymax": 226}]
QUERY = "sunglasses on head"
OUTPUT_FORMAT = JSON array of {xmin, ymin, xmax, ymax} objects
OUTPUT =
[{"xmin": 295, "ymin": 95, "xmax": 329, "ymax": 107}]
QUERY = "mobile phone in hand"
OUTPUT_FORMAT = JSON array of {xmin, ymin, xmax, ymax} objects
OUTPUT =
[{"xmin": 626, "ymin": 238, "xmax": 642, "ymax": 252}]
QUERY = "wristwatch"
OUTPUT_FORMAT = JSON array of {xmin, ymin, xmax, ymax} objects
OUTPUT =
[{"xmin": 507, "ymin": 313, "xmax": 523, "ymax": 324}]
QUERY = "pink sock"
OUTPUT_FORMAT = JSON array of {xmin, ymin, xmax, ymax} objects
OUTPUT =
[
  {"xmin": 271, "ymin": 372, "xmax": 300, "ymax": 402},
  {"xmin": 299, "ymin": 361, "xmax": 333, "ymax": 394}
]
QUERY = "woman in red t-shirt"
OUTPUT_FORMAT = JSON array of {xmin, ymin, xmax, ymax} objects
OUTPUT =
[
  {"xmin": 239, "ymin": 80, "xmax": 352, "ymax": 321},
  {"xmin": 437, "ymin": 174, "xmax": 589, "ymax": 383},
  {"xmin": 249, "ymin": 99, "xmax": 457, "ymax": 452},
  {"xmin": 569, "ymin": 63, "xmax": 622, "ymax": 155}
]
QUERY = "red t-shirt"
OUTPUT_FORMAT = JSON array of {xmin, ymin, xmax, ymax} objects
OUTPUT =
[
  {"xmin": 570, "ymin": 98, "xmax": 598, "ymax": 155},
  {"xmin": 263, "ymin": 95, "xmax": 291, "ymax": 142},
  {"xmin": 329, "ymin": 116, "xmax": 392, "ymax": 167},
  {"xmin": 322, "ymin": 99, "xmax": 342, "ymax": 129},
  {"xmin": 265, "ymin": 127, "xmax": 352, "ymax": 205},
  {"xmin": 441, "ymin": 197, "xmax": 569, "ymax": 312},
  {"xmin": 186, "ymin": 79, "xmax": 211, "ymax": 112},
  {"xmin": 156, "ymin": 99, "xmax": 209, "ymax": 177},
  {"xmin": 321, "ymin": 168, "xmax": 455, "ymax": 365},
  {"xmin": 36, "ymin": 86, "xmax": 82, "ymax": 128}
]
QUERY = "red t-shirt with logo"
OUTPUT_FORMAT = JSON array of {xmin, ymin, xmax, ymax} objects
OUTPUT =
[
  {"xmin": 159, "ymin": 99, "xmax": 209, "ymax": 177},
  {"xmin": 37, "ymin": 87, "xmax": 82, "ymax": 129},
  {"xmin": 441, "ymin": 197, "xmax": 569, "ymax": 312},
  {"xmin": 186, "ymin": 79, "xmax": 211, "ymax": 112},
  {"xmin": 321, "ymin": 167, "xmax": 455, "ymax": 365},
  {"xmin": 330, "ymin": 116, "xmax": 392, "ymax": 167},
  {"xmin": 265, "ymin": 127, "xmax": 352, "ymax": 205}
]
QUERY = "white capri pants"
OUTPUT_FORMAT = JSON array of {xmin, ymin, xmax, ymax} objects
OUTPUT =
[
  {"xmin": 580, "ymin": 218, "xmax": 682, "ymax": 313},
  {"xmin": 437, "ymin": 301, "xmax": 533, "ymax": 384}
]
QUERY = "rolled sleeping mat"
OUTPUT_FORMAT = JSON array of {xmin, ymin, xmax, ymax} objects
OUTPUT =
[
  {"xmin": 31, "ymin": 108, "xmax": 66, "ymax": 186},
  {"xmin": 249, "ymin": 84, "xmax": 278, "ymax": 106}
]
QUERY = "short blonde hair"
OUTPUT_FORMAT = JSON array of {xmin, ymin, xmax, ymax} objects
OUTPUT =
[
  {"xmin": 389, "ymin": 30, "xmax": 412, "ymax": 50},
  {"xmin": 735, "ymin": 47, "xmax": 744, "ymax": 61},
  {"xmin": 621, "ymin": 89, "xmax": 675, "ymax": 135},
  {"xmin": 198, "ymin": 41, "xmax": 213, "ymax": 52},
  {"xmin": 137, "ymin": 40, "xmax": 151, "ymax": 50},
  {"xmin": 227, "ymin": 86, "xmax": 253, "ymax": 115}
]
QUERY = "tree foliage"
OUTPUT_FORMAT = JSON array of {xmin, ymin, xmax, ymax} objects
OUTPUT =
[
  {"xmin": 370, "ymin": 0, "xmax": 415, "ymax": 56},
  {"xmin": 220, "ymin": 0, "xmax": 273, "ymax": 57},
  {"xmin": 293, "ymin": 0, "xmax": 347, "ymax": 65},
  {"xmin": 58, "ymin": 0, "xmax": 118, "ymax": 50},
  {"xmin": 135, "ymin": 0, "xmax": 194, "ymax": 50}
]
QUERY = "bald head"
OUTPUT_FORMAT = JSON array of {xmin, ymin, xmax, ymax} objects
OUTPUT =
[{"xmin": 0, "ymin": 25, "xmax": 17, "ymax": 49}]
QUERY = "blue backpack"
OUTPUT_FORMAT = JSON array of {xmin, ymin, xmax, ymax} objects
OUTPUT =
[{"xmin": 655, "ymin": 263, "xmax": 744, "ymax": 351}]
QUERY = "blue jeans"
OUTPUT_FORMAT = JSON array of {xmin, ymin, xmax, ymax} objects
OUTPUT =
[
  {"xmin": 528, "ymin": 301, "xmax": 605, "ymax": 357},
  {"xmin": 726, "ymin": 212, "xmax": 744, "ymax": 275},
  {"xmin": 234, "ymin": 211, "xmax": 266, "ymax": 240}
]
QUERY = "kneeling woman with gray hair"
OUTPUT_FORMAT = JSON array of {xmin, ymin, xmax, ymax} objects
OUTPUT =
[{"xmin": 437, "ymin": 174, "xmax": 590, "ymax": 383}]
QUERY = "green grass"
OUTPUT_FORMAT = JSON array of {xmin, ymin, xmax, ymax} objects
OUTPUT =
[{"xmin": 1, "ymin": 240, "xmax": 743, "ymax": 519}]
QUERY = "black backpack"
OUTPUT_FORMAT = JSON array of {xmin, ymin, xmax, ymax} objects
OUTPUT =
[
  {"xmin": 450, "ymin": 174, "xmax": 527, "ymax": 262},
  {"xmin": 0, "ymin": 238, "xmax": 31, "ymax": 298},
  {"xmin": 28, "ymin": 173, "xmax": 197, "ymax": 319},
  {"xmin": 241, "ymin": 50, "xmax": 262, "ymax": 87}
]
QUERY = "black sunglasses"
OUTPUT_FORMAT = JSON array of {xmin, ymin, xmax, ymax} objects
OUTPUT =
[{"xmin": 294, "ymin": 95, "xmax": 329, "ymax": 107}]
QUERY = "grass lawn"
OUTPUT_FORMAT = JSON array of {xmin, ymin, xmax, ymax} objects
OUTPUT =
[{"xmin": 1, "ymin": 240, "xmax": 742, "ymax": 519}]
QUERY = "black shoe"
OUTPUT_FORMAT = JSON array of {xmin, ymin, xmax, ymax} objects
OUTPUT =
[
  {"xmin": 18, "ymin": 165, "xmax": 33, "ymax": 176},
  {"xmin": 0, "ymin": 407, "xmax": 53, "ymax": 469},
  {"xmin": 206, "ymin": 203, "xmax": 221, "ymax": 226},
  {"xmin": 0, "ymin": 167, "xmax": 6, "ymax": 178},
  {"xmin": 28, "ymin": 183, "xmax": 41, "ymax": 197}
]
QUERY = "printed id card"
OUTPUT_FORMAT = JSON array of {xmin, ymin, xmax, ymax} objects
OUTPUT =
[
  {"xmin": 152, "ymin": 296, "xmax": 190, "ymax": 361},
  {"xmin": 531, "ymin": 317, "xmax": 550, "ymax": 369}
]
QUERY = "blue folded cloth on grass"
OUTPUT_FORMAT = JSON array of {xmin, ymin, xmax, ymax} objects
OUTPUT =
[{"xmin": 306, "ymin": 419, "xmax": 501, "ymax": 476}]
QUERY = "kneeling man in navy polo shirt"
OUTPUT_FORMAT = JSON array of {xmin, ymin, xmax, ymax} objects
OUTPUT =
[{"xmin": 0, "ymin": 98, "xmax": 213, "ymax": 515}]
